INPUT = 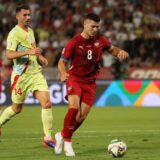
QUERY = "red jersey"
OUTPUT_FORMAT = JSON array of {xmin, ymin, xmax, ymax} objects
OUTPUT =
[{"xmin": 61, "ymin": 33, "xmax": 111, "ymax": 82}]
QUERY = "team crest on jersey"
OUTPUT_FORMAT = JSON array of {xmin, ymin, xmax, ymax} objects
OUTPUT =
[
  {"xmin": 94, "ymin": 42, "xmax": 99, "ymax": 47},
  {"xmin": 78, "ymin": 45, "xmax": 83, "ymax": 49}
]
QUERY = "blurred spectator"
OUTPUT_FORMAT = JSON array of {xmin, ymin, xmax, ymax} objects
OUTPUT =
[{"xmin": 0, "ymin": 0, "xmax": 160, "ymax": 80}]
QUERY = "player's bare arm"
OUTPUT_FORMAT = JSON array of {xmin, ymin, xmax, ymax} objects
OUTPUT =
[
  {"xmin": 37, "ymin": 55, "xmax": 48, "ymax": 67},
  {"xmin": 31, "ymin": 42, "xmax": 48, "ymax": 67},
  {"xmin": 6, "ymin": 47, "xmax": 42, "ymax": 60},
  {"xmin": 58, "ymin": 59, "xmax": 69, "ymax": 82},
  {"xmin": 108, "ymin": 46, "xmax": 129, "ymax": 61}
]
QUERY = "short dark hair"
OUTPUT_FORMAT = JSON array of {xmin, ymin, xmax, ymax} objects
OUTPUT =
[
  {"xmin": 85, "ymin": 13, "xmax": 100, "ymax": 22},
  {"xmin": 16, "ymin": 4, "xmax": 30, "ymax": 13}
]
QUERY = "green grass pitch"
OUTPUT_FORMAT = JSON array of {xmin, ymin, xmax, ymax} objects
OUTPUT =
[{"xmin": 0, "ymin": 106, "xmax": 160, "ymax": 160}]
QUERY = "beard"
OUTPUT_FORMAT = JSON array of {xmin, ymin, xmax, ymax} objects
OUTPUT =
[{"xmin": 25, "ymin": 20, "xmax": 30, "ymax": 27}]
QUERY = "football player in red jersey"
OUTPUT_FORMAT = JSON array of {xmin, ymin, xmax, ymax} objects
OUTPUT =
[{"xmin": 55, "ymin": 13, "xmax": 129, "ymax": 157}]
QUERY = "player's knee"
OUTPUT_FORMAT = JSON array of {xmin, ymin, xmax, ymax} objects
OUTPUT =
[
  {"xmin": 69, "ymin": 102, "xmax": 80, "ymax": 108},
  {"xmin": 12, "ymin": 105, "xmax": 23, "ymax": 113},
  {"xmin": 76, "ymin": 114, "xmax": 86, "ymax": 123},
  {"xmin": 42, "ymin": 100, "xmax": 52, "ymax": 109},
  {"xmin": 12, "ymin": 107, "xmax": 22, "ymax": 113}
]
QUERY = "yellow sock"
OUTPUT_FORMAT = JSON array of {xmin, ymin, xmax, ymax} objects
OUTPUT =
[
  {"xmin": 0, "ymin": 106, "xmax": 17, "ymax": 127},
  {"xmin": 41, "ymin": 108, "xmax": 53, "ymax": 140}
]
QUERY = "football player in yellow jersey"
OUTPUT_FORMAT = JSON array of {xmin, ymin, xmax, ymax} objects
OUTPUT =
[{"xmin": 0, "ymin": 4, "xmax": 55, "ymax": 148}]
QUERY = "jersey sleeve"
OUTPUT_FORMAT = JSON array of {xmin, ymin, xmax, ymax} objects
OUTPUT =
[
  {"xmin": 101, "ymin": 36, "xmax": 112, "ymax": 50},
  {"xmin": 61, "ymin": 39, "xmax": 75, "ymax": 61},
  {"xmin": 6, "ymin": 31, "xmax": 18, "ymax": 51}
]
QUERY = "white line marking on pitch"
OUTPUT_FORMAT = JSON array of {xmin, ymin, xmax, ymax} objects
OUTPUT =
[{"xmin": 1, "ymin": 129, "xmax": 159, "ymax": 141}]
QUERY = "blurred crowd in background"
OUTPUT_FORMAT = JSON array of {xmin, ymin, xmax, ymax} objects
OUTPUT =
[{"xmin": 0, "ymin": 0, "xmax": 160, "ymax": 81}]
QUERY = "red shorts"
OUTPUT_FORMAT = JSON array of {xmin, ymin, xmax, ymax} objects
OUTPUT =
[{"xmin": 66, "ymin": 78, "xmax": 96, "ymax": 106}]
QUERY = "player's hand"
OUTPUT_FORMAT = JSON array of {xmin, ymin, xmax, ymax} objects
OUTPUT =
[
  {"xmin": 117, "ymin": 50, "xmax": 129, "ymax": 62},
  {"xmin": 30, "ymin": 47, "xmax": 42, "ymax": 56},
  {"xmin": 38, "ymin": 55, "xmax": 48, "ymax": 67},
  {"xmin": 60, "ymin": 72, "xmax": 69, "ymax": 82}
]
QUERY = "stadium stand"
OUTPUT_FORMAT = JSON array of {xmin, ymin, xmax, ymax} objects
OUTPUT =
[{"xmin": 0, "ymin": 0, "xmax": 160, "ymax": 80}]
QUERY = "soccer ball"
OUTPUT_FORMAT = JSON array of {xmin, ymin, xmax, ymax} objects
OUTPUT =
[{"xmin": 108, "ymin": 139, "xmax": 127, "ymax": 158}]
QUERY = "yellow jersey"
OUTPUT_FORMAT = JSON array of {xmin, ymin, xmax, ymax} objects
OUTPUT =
[{"xmin": 6, "ymin": 25, "xmax": 42, "ymax": 75}]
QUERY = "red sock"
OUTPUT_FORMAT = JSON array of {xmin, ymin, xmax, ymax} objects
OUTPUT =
[
  {"xmin": 74, "ymin": 121, "xmax": 83, "ymax": 132},
  {"xmin": 61, "ymin": 107, "xmax": 78, "ymax": 141}
]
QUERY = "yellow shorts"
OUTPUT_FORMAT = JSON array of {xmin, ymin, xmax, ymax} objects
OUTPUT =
[{"xmin": 11, "ymin": 72, "xmax": 49, "ymax": 104}]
